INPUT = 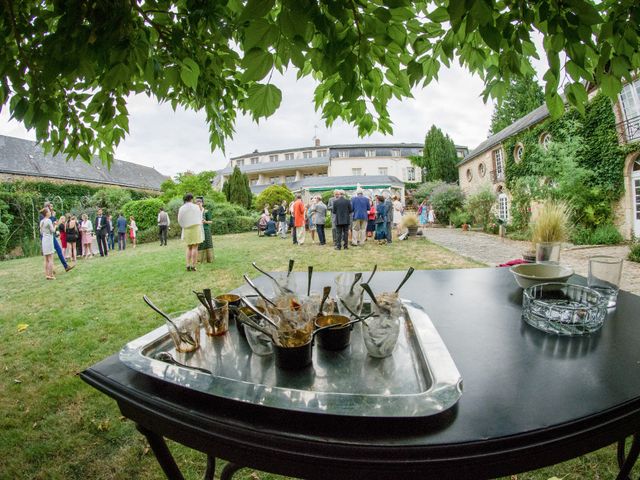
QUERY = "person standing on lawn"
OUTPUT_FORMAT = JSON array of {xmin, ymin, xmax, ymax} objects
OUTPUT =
[
  {"xmin": 116, "ymin": 213, "xmax": 127, "ymax": 250},
  {"xmin": 277, "ymin": 200, "xmax": 288, "ymax": 238},
  {"xmin": 128, "ymin": 216, "xmax": 138, "ymax": 248},
  {"xmin": 178, "ymin": 193, "xmax": 204, "ymax": 271},
  {"xmin": 40, "ymin": 203, "xmax": 74, "ymax": 272},
  {"xmin": 366, "ymin": 197, "xmax": 376, "ymax": 239},
  {"xmin": 80, "ymin": 213, "xmax": 94, "ymax": 259},
  {"xmin": 310, "ymin": 195, "xmax": 327, "ymax": 245},
  {"xmin": 95, "ymin": 208, "xmax": 109, "ymax": 257},
  {"xmin": 293, "ymin": 194, "xmax": 306, "ymax": 245},
  {"xmin": 65, "ymin": 216, "xmax": 79, "ymax": 263},
  {"xmin": 40, "ymin": 208, "xmax": 55, "ymax": 279},
  {"xmin": 327, "ymin": 190, "xmax": 339, "ymax": 245},
  {"xmin": 350, "ymin": 189, "xmax": 370, "ymax": 246},
  {"xmin": 106, "ymin": 214, "xmax": 115, "ymax": 251},
  {"xmin": 332, "ymin": 191, "xmax": 352, "ymax": 250},
  {"xmin": 375, "ymin": 195, "xmax": 387, "ymax": 244},
  {"xmin": 196, "ymin": 197, "xmax": 214, "ymax": 263},
  {"xmin": 158, "ymin": 207, "xmax": 170, "ymax": 246},
  {"xmin": 383, "ymin": 191, "xmax": 393, "ymax": 244}
]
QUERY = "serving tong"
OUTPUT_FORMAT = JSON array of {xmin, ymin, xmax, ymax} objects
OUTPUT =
[{"xmin": 143, "ymin": 295, "xmax": 197, "ymax": 347}]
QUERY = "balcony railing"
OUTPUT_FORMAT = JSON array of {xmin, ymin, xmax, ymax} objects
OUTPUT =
[
  {"xmin": 617, "ymin": 114, "xmax": 640, "ymax": 144},
  {"xmin": 490, "ymin": 170, "xmax": 505, "ymax": 183}
]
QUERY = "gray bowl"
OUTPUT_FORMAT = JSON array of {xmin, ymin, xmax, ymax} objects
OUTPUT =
[{"xmin": 510, "ymin": 263, "xmax": 574, "ymax": 289}]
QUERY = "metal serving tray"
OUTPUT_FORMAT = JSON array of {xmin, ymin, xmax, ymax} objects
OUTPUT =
[{"xmin": 119, "ymin": 299, "xmax": 462, "ymax": 418}]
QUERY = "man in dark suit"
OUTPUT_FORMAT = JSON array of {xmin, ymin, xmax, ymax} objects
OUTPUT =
[
  {"xmin": 332, "ymin": 191, "xmax": 353, "ymax": 250},
  {"xmin": 95, "ymin": 208, "xmax": 109, "ymax": 257}
]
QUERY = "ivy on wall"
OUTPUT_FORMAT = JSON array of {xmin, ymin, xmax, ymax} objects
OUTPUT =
[{"xmin": 503, "ymin": 93, "xmax": 640, "ymax": 232}]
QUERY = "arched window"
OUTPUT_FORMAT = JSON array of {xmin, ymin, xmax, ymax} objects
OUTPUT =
[
  {"xmin": 514, "ymin": 143, "xmax": 524, "ymax": 162},
  {"xmin": 478, "ymin": 163, "xmax": 486, "ymax": 177},
  {"xmin": 498, "ymin": 193, "xmax": 509, "ymax": 222},
  {"xmin": 466, "ymin": 168, "xmax": 473, "ymax": 182}
]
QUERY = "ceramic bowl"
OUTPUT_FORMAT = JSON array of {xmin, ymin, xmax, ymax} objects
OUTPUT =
[{"xmin": 510, "ymin": 263, "xmax": 574, "ymax": 289}]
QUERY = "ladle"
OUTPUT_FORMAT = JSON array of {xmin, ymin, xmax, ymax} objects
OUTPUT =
[
  {"xmin": 154, "ymin": 352, "xmax": 212, "ymax": 375},
  {"xmin": 243, "ymin": 275, "xmax": 278, "ymax": 307},
  {"xmin": 143, "ymin": 295, "xmax": 197, "ymax": 347},
  {"xmin": 394, "ymin": 267, "xmax": 415, "ymax": 294}
]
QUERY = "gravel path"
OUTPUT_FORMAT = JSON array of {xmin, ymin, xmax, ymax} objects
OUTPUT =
[{"xmin": 421, "ymin": 227, "xmax": 640, "ymax": 296}]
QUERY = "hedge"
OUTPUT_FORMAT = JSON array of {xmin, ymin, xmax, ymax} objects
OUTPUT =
[{"xmin": 122, "ymin": 198, "xmax": 165, "ymax": 231}]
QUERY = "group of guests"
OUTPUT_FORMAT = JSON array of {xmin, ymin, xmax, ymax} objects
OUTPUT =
[
  {"xmin": 257, "ymin": 190, "xmax": 410, "ymax": 250},
  {"xmin": 176, "ymin": 194, "xmax": 214, "ymax": 271},
  {"xmin": 39, "ymin": 202, "xmax": 138, "ymax": 279}
]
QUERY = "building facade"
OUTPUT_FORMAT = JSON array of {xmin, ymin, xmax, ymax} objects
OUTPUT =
[
  {"xmin": 458, "ymin": 78, "xmax": 640, "ymax": 239},
  {"xmin": 219, "ymin": 141, "xmax": 468, "ymax": 201}
]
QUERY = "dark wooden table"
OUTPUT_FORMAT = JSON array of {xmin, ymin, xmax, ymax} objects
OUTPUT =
[{"xmin": 81, "ymin": 268, "xmax": 640, "ymax": 479}]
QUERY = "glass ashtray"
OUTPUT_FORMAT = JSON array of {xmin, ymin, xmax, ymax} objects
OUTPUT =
[{"xmin": 522, "ymin": 282, "xmax": 607, "ymax": 336}]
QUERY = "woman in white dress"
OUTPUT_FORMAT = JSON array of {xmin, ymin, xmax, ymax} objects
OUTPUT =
[
  {"xmin": 392, "ymin": 195, "xmax": 403, "ymax": 236},
  {"xmin": 80, "ymin": 213, "xmax": 94, "ymax": 259},
  {"xmin": 178, "ymin": 193, "xmax": 204, "ymax": 271},
  {"xmin": 40, "ymin": 208, "xmax": 55, "ymax": 279}
]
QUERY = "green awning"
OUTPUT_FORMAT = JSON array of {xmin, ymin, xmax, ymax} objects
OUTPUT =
[{"xmin": 308, "ymin": 184, "xmax": 393, "ymax": 192}]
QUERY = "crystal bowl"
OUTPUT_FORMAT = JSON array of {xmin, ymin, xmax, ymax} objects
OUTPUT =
[{"xmin": 522, "ymin": 282, "xmax": 607, "ymax": 336}]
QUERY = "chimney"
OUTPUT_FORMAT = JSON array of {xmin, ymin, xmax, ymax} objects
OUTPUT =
[{"xmin": 315, "ymin": 138, "xmax": 320, "ymax": 147}]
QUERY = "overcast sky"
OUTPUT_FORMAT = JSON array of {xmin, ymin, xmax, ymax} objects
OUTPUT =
[{"xmin": 0, "ymin": 51, "xmax": 547, "ymax": 178}]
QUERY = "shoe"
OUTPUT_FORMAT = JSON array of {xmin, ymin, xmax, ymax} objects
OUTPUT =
[
  {"xmin": 192, "ymin": 266, "xmax": 197, "ymax": 271},
  {"xmin": 65, "ymin": 265, "xmax": 75, "ymax": 272},
  {"xmin": 343, "ymin": 247, "xmax": 348, "ymax": 250},
  {"xmin": 334, "ymin": 247, "xmax": 341, "ymax": 250},
  {"xmin": 187, "ymin": 266, "xmax": 192, "ymax": 271}
]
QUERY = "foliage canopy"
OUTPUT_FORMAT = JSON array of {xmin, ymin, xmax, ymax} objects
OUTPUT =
[
  {"xmin": 489, "ymin": 74, "xmax": 544, "ymax": 134},
  {"xmin": 160, "ymin": 171, "xmax": 217, "ymax": 202},
  {"xmin": 1, "ymin": 1, "xmax": 639, "ymax": 164},
  {"xmin": 417, "ymin": 125, "xmax": 459, "ymax": 183},
  {"xmin": 253, "ymin": 184, "xmax": 294, "ymax": 212},
  {"xmin": 225, "ymin": 166, "xmax": 252, "ymax": 209}
]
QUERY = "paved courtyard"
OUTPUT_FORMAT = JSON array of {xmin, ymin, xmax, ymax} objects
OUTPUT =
[{"xmin": 421, "ymin": 227, "xmax": 640, "ymax": 296}]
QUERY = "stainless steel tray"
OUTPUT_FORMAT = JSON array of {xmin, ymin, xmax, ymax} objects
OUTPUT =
[{"xmin": 119, "ymin": 299, "xmax": 462, "ymax": 418}]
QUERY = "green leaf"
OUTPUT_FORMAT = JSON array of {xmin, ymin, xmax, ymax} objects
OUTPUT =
[
  {"xmin": 566, "ymin": 0, "xmax": 602, "ymax": 25},
  {"xmin": 243, "ymin": 19, "xmax": 278, "ymax": 51},
  {"xmin": 546, "ymin": 92, "xmax": 564, "ymax": 118},
  {"xmin": 103, "ymin": 64, "xmax": 130, "ymax": 89},
  {"xmin": 470, "ymin": 0, "xmax": 493, "ymax": 26},
  {"xmin": 428, "ymin": 7, "xmax": 448, "ymax": 23},
  {"xmin": 238, "ymin": 0, "xmax": 275, "ymax": 23},
  {"xmin": 388, "ymin": 24, "xmax": 407, "ymax": 46},
  {"xmin": 180, "ymin": 58, "xmax": 200, "ymax": 90},
  {"xmin": 479, "ymin": 24, "xmax": 501, "ymax": 51},
  {"xmin": 447, "ymin": 0, "xmax": 467, "ymax": 28},
  {"xmin": 245, "ymin": 83, "xmax": 282, "ymax": 120},
  {"xmin": 599, "ymin": 74, "xmax": 622, "ymax": 98},
  {"xmin": 241, "ymin": 48, "xmax": 273, "ymax": 82}
]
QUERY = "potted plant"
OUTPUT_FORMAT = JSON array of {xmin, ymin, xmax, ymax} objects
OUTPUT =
[
  {"xmin": 529, "ymin": 201, "xmax": 571, "ymax": 263},
  {"xmin": 461, "ymin": 223, "xmax": 470, "ymax": 231},
  {"xmin": 401, "ymin": 213, "xmax": 419, "ymax": 236}
]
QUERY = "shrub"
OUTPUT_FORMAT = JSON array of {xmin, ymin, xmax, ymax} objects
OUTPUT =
[
  {"xmin": 122, "ymin": 198, "xmax": 165, "ymax": 230},
  {"xmin": 401, "ymin": 213, "xmax": 419, "ymax": 228},
  {"xmin": 629, "ymin": 239, "xmax": 640, "ymax": 263},
  {"xmin": 570, "ymin": 224, "xmax": 623, "ymax": 245},
  {"xmin": 414, "ymin": 181, "xmax": 445, "ymax": 203},
  {"xmin": 87, "ymin": 187, "xmax": 132, "ymax": 213},
  {"xmin": 449, "ymin": 210, "xmax": 472, "ymax": 228},
  {"xmin": 253, "ymin": 185, "xmax": 294, "ymax": 212},
  {"xmin": 465, "ymin": 187, "xmax": 496, "ymax": 231},
  {"xmin": 0, "ymin": 221, "xmax": 10, "ymax": 256},
  {"xmin": 430, "ymin": 183, "xmax": 464, "ymax": 225}
]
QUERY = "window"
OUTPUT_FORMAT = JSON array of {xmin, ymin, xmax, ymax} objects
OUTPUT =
[
  {"xmin": 303, "ymin": 151, "xmax": 312, "ymax": 158},
  {"xmin": 620, "ymin": 79, "xmax": 640, "ymax": 121},
  {"xmin": 466, "ymin": 168, "xmax": 472, "ymax": 182},
  {"xmin": 250, "ymin": 156, "xmax": 259, "ymax": 164},
  {"xmin": 285, "ymin": 175, "xmax": 295, "ymax": 183},
  {"xmin": 407, "ymin": 167, "xmax": 416, "ymax": 181},
  {"xmin": 365, "ymin": 149, "xmax": 376, "ymax": 157},
  {"xmin": 318, "ymin": 173, "xmax": 328, "ymax": 177},
  {"xmin": 391, "ymin": 149, "xmax": 401, "ymax": 157},
  {"xmin": 539, "ymin": 133, "xmax": 552, "ymax": 149},
  {"xmin": 514, "ymin": 143, "xmax": 524, "ymax": 163},
  {"xmin": 417, "ymin": 149, "xmax": 423, "ymax": 156},
  {"xmin": 285, "ymin": 153, "xmax": 294, "ymax": 160},
  {"xmin": 317, "ymin": 149, "xmax": 327, "ymax": 157},
  {"xmin": 236, "ymin": 159, "xmax": 244, "ymax": 166},
  {"xmin": 269, "ymin": 176, "xmax": 278, "ymax": 184},
  {"xmin": 478, "ymin": 163, "xmax": 486, "ymax": 177},
  {"xmin": 250, "ymin": 179, "xmax": 257, "ymax": 186},
  {"xmin": 352, "ymin": 168, "xmax": 362, "ymax": 176},
  {"xmin": 498, "ymin": 193, "xmax": 509, "ymax": 222},
  {"xmin": 457, "ymin": 150, "xmax": 464, "ymax": 158},
  {"xmin": 269, "ymin": 155, "xmax": 278, "ymax": 162},
  {"xmin": 493, "ymin": 148, "xmax": 504, "ymax": 180},
  {"xmin": 338, "ymin": 150, "xmax": 350, "ymax": 158},
  {"xmin": 378, "ymin": 167, "xmax": 388, "ymax": 175},
  {"xmin": 304, "ymin": 173, "xmax": 314, "ymax": 178}
]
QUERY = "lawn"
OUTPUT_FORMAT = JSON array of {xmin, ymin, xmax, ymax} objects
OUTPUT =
[{"xmin": 0, "ymin": 232, "xmax": 633, "ymax": 479}]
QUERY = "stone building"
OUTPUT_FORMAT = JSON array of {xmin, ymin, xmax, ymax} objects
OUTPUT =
[{"xmin": 0, "ymin": 134, "xmax": 168, "ymax": 192}]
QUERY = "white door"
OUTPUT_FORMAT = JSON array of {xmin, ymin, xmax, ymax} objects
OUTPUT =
[{"xmin": 633, "ymin": 161, "xmax": 640, "ymax": 237}]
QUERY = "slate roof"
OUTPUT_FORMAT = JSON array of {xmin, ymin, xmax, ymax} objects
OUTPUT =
[
  {"xmin": 249, "ymin": 175, "xmax": 404, "ymax": 194},
  {"xmin": 0, "ymin": 135, "xmax": 168, "ymax": 190},
  {"xmin": 459, "ymin": 103, "xmax": 550, "ymax": 166}
]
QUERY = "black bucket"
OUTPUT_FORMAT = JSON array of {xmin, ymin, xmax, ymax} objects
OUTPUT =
[
  {"xmin": 314, "ymin": 315, "xmax": 352, "ymax": 351},
  {"xmin": 274, "ymin": 341, "xmax": 313, "ymax": 370}
]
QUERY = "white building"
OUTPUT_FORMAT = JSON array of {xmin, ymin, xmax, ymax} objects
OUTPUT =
[{"xmin": 218, "ymin": 141, "xmax": 468, "ymax": 201}]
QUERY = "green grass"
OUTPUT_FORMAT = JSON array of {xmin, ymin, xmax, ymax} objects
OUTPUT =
[{"xmin": 0, "ymin": 233, "xmax": 634, "ymax": 479}]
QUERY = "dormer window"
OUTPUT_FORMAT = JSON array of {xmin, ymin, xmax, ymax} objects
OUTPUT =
[
  {"xmin": 285, "ymin": 153, "xmax": 294, "ymax": 160},
  {"xmin": 391, "ymin": 149, "xmax": 401, "ymax": 157},
  {"xmin": 269, "ymin": 155, "xmax": 278, "ymax": 162},
  {"xmin": 338, "ymin": 150, "xmax": 350, "ymax": 158},
  {"xmin": 236, "ymin": 159, "xmax": 244, "ymax": 166},
  {"xmin": 365, "ymin": 149, "xmax": 376, "ymax": 157},
  {"xmin": 303, "ymin": 151, "xmax": 312, "ymax": 158},
  {"xmin": 250, "ymin": 156, "xmax": 259, "ymax": 164}
]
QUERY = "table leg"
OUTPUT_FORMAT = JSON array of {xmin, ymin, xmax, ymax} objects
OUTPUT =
[
  {"xmin": 220, "ymin": 462, "xmax": 243, "ymax": 480},
  {"xmin": 616, "ymin": 433, "xmax": 640, "ymax": 480},
  {"xmin": 136, "ymin": 424, "xmax": 185, "ymax": 480},
  {"xmin": 203, "ymin": 455, "xmax": 215, "ymax": 480}
]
